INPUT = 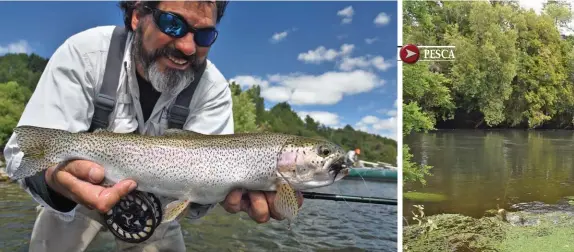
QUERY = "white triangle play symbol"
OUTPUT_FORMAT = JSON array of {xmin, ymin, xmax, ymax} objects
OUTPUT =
[{"xmin": 406, "ymin": 49, "xmax": 416, "ymax": 58}]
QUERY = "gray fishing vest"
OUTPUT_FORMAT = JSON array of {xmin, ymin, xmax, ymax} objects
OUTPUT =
[
  {"xmin": 88, "ymin": 26, "xmax": 215, "ymax": 219},
  {"xmin": 88, "ymin": 26, "xmax": 206, "ymax": 132}
]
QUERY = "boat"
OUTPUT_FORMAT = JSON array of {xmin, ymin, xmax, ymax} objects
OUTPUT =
[{"xmin": 344, "ymin": 167, "xmax": 397, "ymax": 182}]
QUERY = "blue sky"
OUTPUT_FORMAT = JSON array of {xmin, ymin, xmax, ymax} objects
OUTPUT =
[{"xmin": 0, "ymin": 1, "xmax": 398, "ymax": 140}]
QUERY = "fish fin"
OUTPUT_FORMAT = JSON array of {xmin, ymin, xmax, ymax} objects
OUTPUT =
[
  {"xmin": 92, "ymin": 128, "xmax": 112, "ymax": 134},
  {"xmin": 11, "ymin": 126, "xmax": 66, "ymax": 180},
  {"xmin": 161, "ymin": 200, "xmax": 191, "ymax": 223},
  {"xmin": 163, "ymin": 129, "xmax": 204, "ymax": 138},
  {"xmin": 274, "ymin": 180, "xmax": 300, "ymax": 230}
]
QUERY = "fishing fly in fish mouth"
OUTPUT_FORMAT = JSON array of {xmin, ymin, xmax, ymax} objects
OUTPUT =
[{"xmin": 9, "ymin": 125, "xmax": 349, "ymax": 243}]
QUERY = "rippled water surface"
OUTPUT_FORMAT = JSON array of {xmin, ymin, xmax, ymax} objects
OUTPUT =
[
  {"xmin": 0, "ymin": 179, "xmax": 396, "ymax": 251},
  {"xmin": 405, "ymin": 130, "xmax": 574, "ymax": 220}
]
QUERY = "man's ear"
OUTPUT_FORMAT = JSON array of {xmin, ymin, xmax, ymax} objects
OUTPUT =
[{"xmin": 130, "ymin": 3, "xmax": 142, "ymax": 31}]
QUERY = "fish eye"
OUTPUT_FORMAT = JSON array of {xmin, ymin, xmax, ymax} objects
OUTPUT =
[{"xmin": 318, "ymin": 145, "xmax": 331, "ymax": 157}]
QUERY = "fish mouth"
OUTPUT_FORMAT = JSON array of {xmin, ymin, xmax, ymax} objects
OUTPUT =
[{"xmin": 328, "ymin": 157, "xmax": 349, "ymax": 182}]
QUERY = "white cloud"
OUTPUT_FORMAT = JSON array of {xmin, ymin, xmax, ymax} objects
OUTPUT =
[
  {"xmin": 337, "ymin": 34, "xmax": 348, "ymax": 40},
  {"xmin": 340, "ymin": 44, "xmax": 354, "ymax": 55},
  {"xmin": 377, "ymin": 108, "xmax": 397, "ymax": 117},
  {"xmin": 371, "ymin": 56, "xmax": 394, "ymax": 71},
  {"xmin": 298, "ymin": 44, "xmax": 393, "ymax": 72},
  {"xmin": 0, "ymin": 40, "xmax": 32, "ymax": 55},
  {"xmin": 365, "ymin": 37, "xmax": 379, "ymax": 44},
  {"xmin": 266, "ymin": 73, "xmax": 298, "ymax": 83},
  {"xmin": 355, "ymin": 115, "xmax": 397, "ymax": 139},
  {"xmin": 298, "ymin": 47, "xmax": 339, "ymax": 63},
  {"xmin": 337, "ymin": 6, "xmax": 354, "ymax": 24},
  {"xmin": 375, "ymin": 99, "xmax": 398, "ymax": 116},
  {"xmin": 270, "ymin": 31, "xmax": 288, "ymax": 43},
  {"xmin": 297, "ymin": 111, "xmax": 341, "ymax": 126},
  {"xmin": 297, "ymin": 44, "xmax": 354, "ymax": 64},
  {"xmin": 374, "ymin": 12, "xmax": 391, "ymax": 26},
  {"xmin": 339, "ymin": 55, "xmax": 393, "ymax": 72},
  {"xmin": 360, "ymin": 115, "xmax": 380, "ymax": 125},
  {"xmin": 229, "ymin": 76, "xmax": 269, "ymax": 89},
  {"xmin": 231, "ymin": 70, "xmax": 384, "ymax": 106},
  {"xmin": 339, "ymin": 56, "xmax": 371, "ymax": 71},
  {"xmin": 277, "ymin": 70, "xmax": 383, "ymax": 105},
  {"xmin": 269, "ymin": 27, "xmax": 298, "ymax": 43},
  {"xmin": 290, "ymin": 89, "xmax": 343, "ymax": 105},
  {"xmin": 517, "ymin": 0, "xmax": 544, "ymax": 14},
  {"xmin": 261, "ymin": 86, "xmax": 291, "ymax": 102}
]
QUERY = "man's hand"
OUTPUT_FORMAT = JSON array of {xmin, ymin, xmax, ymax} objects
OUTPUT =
[
  {"xmin": 45, "ymin": 160, "xmax": 137, "ymax": 213},
  {"xmin": 221, "ymin": 189, "xmax": 304, "ymax": 223}
]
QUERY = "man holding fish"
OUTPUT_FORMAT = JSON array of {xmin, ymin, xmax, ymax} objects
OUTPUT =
[{"xmin": 2, "ymin": 1, "xmax": 314, "ymax": 251}]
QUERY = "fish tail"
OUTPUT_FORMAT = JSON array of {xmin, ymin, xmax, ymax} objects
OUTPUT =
[{"xmin": 11, "ymin": 125, "xmax": 69, "ymax": 180}]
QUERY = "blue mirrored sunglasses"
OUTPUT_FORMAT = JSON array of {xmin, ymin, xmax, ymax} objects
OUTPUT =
[{"xmin": 145, "ymin": 6, "xmax": 218, "ymax": 47}]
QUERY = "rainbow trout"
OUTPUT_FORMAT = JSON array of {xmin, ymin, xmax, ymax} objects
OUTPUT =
[{"xmin": 10, "ymin": 125, "xmax": 349, "ymax": 238}]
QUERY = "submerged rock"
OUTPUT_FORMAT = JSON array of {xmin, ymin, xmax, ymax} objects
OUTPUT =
[
  {"xmin": 505, "ymin": 200, "xmax": 574, "ymax": 227},
  {"xmin": 0, "ymin": 168, "xmax": 9, "ymax": 182}
]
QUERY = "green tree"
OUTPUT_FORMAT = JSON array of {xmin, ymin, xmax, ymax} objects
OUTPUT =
[
  {"xmin": 0, "ymin": 81, "xmax": 32, "ymax": 148},
  {"xmin": 231, "ymin": 87, "xmax": 258, "ymax": 133},
  {"xmin": 403, "ymin": 0, "xmax": 574, "ymax": 130},
  {"xmin": 0, "ymin": 53, "xmax": 46, "ymax": 91},
  {"xmin": 543, "ymin": 0, "xmax": 573, "ymax": 31}
]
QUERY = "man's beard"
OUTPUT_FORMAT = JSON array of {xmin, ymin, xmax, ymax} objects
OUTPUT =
[{"xmin": 131, "ymin": 25, "xmax": 202, "ymax": 94}]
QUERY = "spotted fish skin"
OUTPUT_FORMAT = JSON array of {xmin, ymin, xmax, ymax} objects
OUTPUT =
[{"xmin": 10, "ymin": 125, "xmax": 348, "ymax": 207}]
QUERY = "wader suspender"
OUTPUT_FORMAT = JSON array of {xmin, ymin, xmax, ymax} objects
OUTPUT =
[{"xmin": 88, "ymin": 26, "xmax": 206, "ymax": 132}]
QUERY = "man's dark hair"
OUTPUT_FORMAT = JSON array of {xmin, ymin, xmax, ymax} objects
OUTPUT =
[{"xmin": 118, "ymin": 1, "xmax": 229, "ymax": 31}]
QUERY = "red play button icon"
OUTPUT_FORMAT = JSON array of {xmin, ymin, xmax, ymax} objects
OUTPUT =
[{"xmin": 400, "ymin": 44, "xmax": 419, "ymax": 64}]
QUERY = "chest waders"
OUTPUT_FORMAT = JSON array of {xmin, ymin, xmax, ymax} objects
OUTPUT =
[{"xmin": 89, "ymin": 26, "xmax": 206, "ymax": 243}]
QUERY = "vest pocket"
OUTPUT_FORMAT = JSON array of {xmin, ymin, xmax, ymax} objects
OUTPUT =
[
  {"xmin": 110, "ymin": 96, "xmax": 138, "ymax": 133},
  {"xmin": 147, "ymin": 108, "xmax": 169, "ymax": 136}
]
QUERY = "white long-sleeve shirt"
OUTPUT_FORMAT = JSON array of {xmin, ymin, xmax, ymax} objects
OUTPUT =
[{"xmin": 2, "ymin": 25, "xmax": 235, "ymax": 221}]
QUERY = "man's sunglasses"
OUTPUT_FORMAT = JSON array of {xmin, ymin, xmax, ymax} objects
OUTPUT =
[{"xmin": 144, "ymin": 6, "xmax": 218, "ymax": 47}]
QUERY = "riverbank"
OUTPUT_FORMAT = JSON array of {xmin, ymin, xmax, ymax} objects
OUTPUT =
[
  {"xmin": 0, "ymin": 169, "xmax": 8, "ymax": 182},
  {"xmin": 403, "ymin": 199, "xmax": 574, "ymax": 252},
  {"xmin": 0, "ymin": 157, "xmax": 8, "ymax": 182}
]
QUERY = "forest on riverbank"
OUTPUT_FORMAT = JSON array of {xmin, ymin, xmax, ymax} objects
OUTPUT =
[
  {"xmin": 0, "ymin": 53, "xmax": 396, "ymax": 166},
  {"xmin": 403, "ymin": 0, "xmax": 574, "ymax": 185},
  {"xmin": 404, "ymin": 0, "xmax": 574, "ymax": 130},
  {"xmin": 403, "ymin": 1, "xmax": 574, "ymax": 250}
]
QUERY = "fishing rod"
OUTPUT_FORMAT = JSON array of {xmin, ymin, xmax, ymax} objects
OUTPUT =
[{"xmin": 301, "ymin": 192, "xmax": 397, "ymax": 205}]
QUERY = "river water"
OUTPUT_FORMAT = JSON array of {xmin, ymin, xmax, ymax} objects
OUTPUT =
[
  {"xmin": 0, "ymin": 179, "xmax": 396, "ymax": 251},
  {"xmin": 404, "ymin": 130, "xmax": 574, "ymax": 221}
]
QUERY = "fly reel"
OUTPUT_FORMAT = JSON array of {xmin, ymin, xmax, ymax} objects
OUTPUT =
[{"xmin": 103, "ymin": 191, "xmax": 163, "ymax": 243}]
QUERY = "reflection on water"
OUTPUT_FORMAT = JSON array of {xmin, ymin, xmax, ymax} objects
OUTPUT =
[
  {"xmin": 0, "ymin": 179, "xmax": 396, "ymax": 251},
  {"xmin": 404, "ymin": 130, "xmax": 574, "ymax": 221}
]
